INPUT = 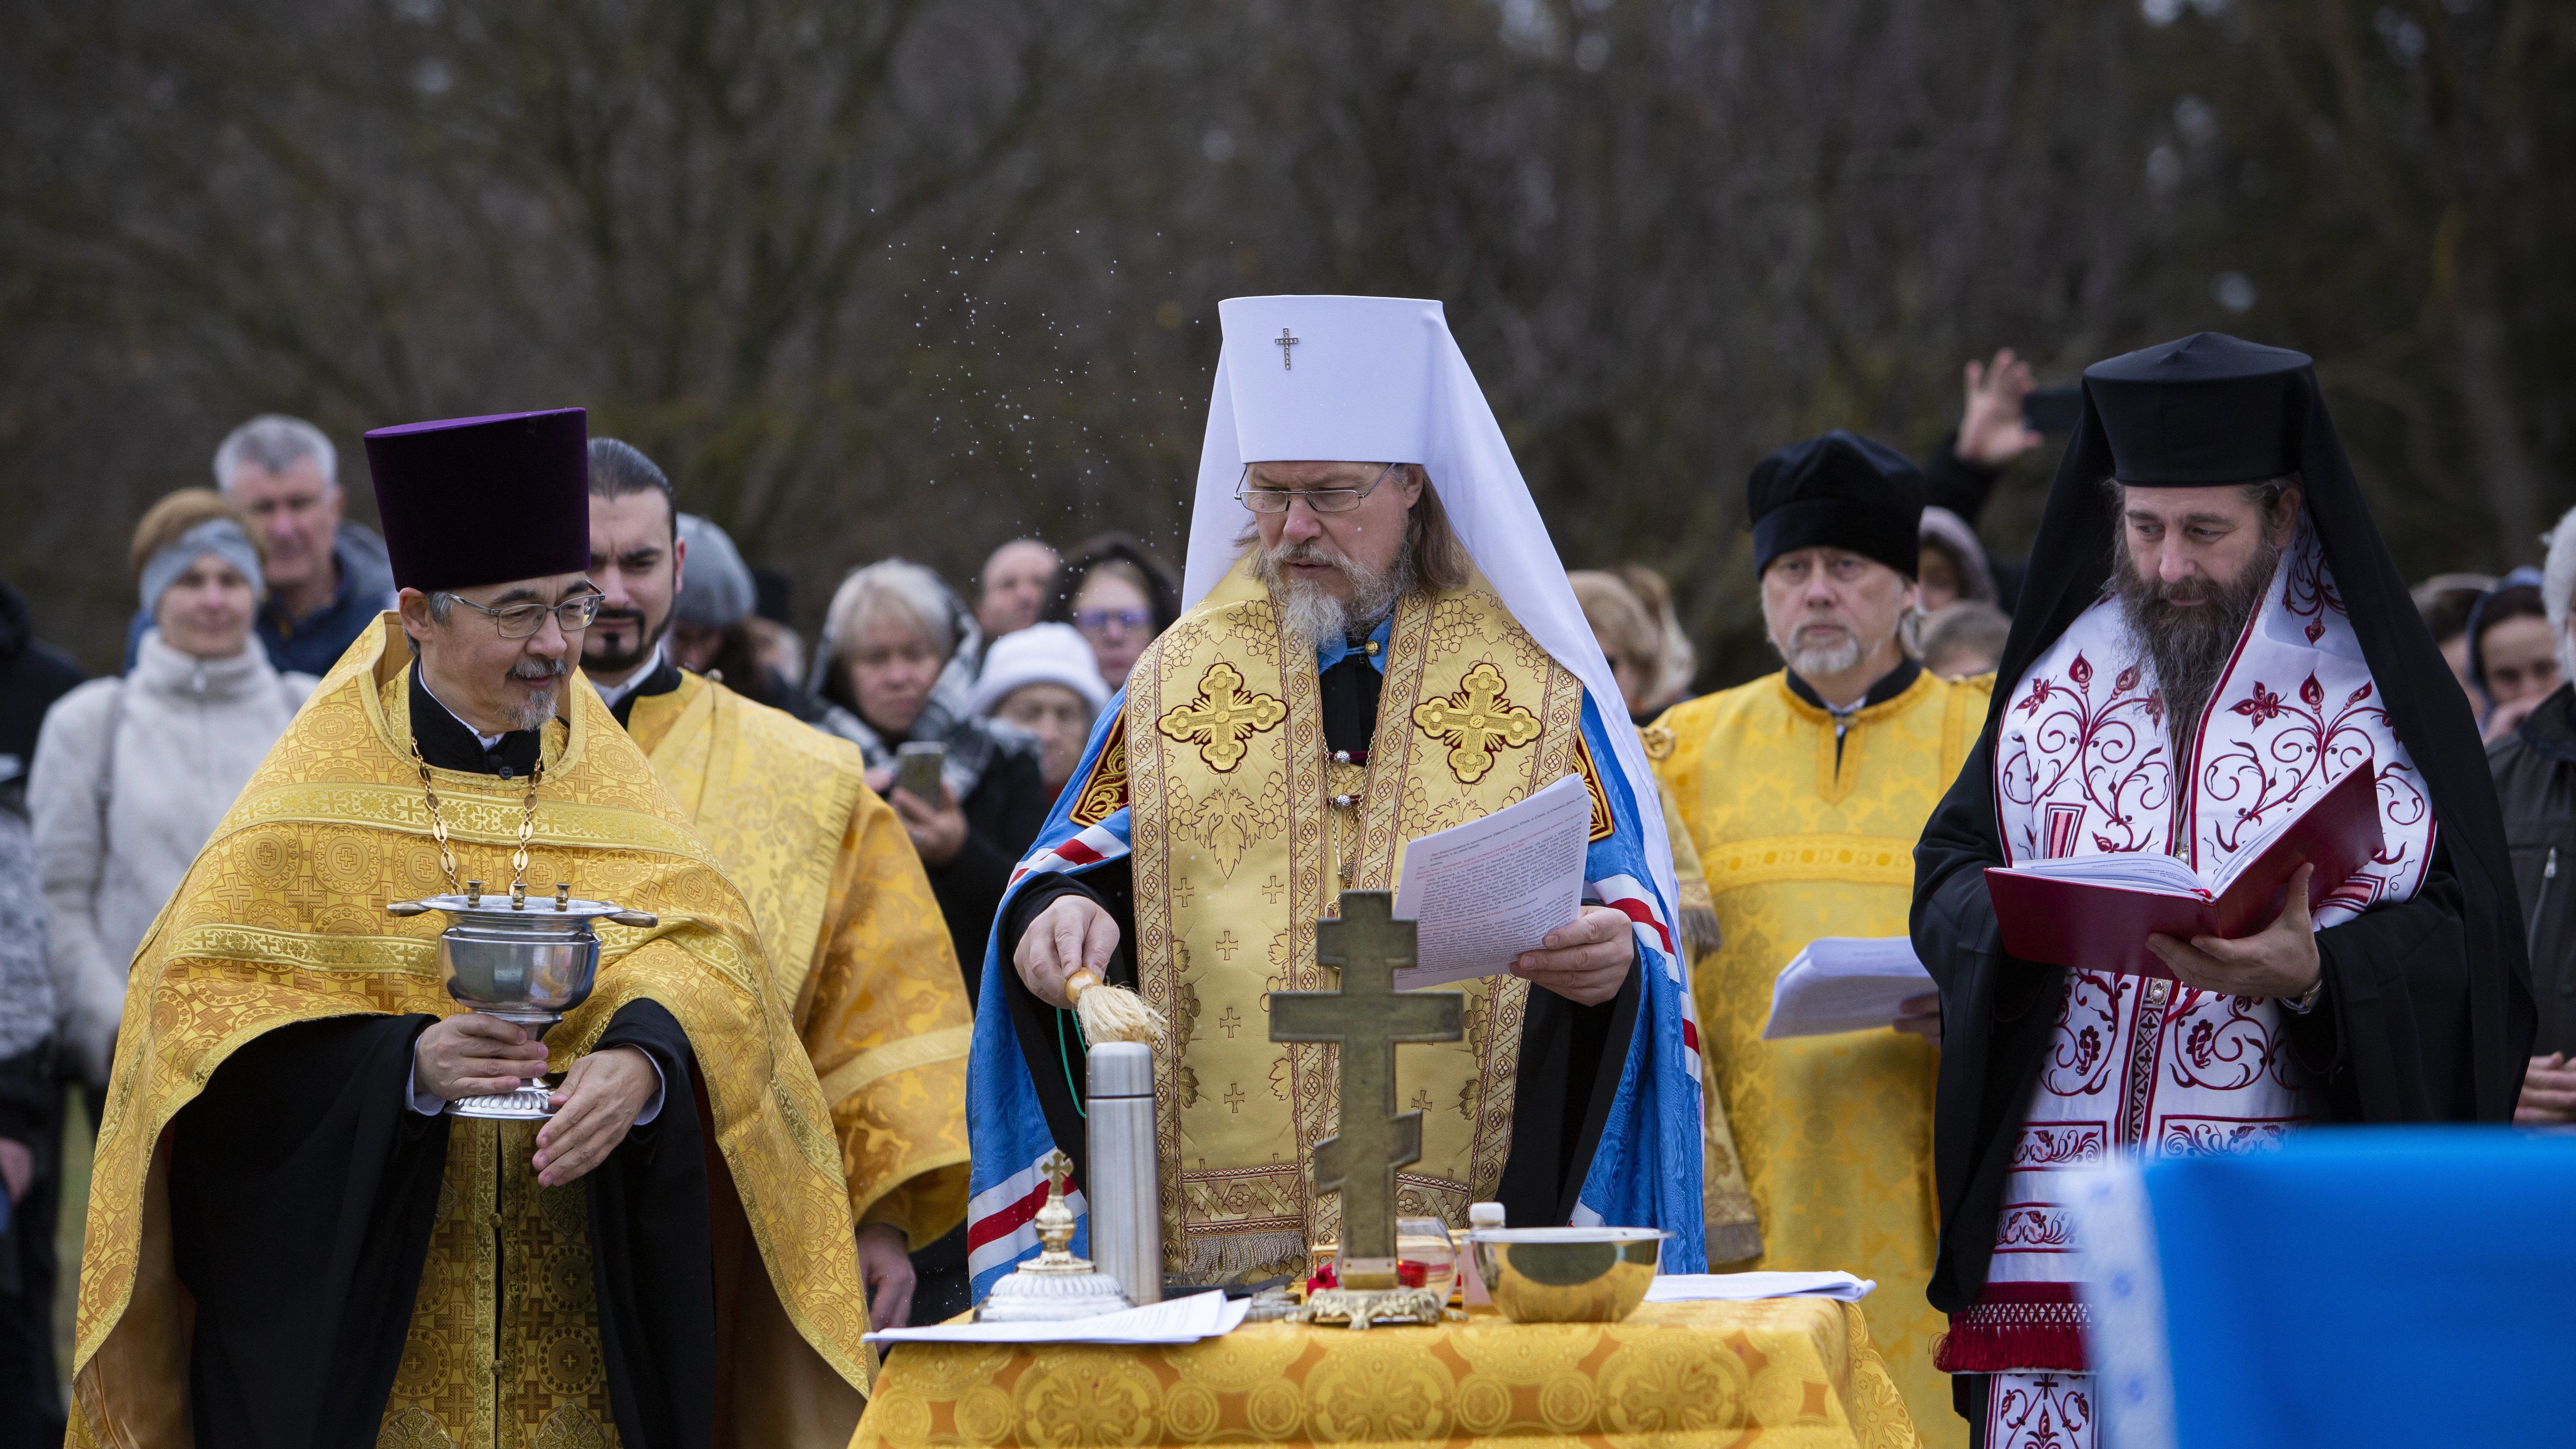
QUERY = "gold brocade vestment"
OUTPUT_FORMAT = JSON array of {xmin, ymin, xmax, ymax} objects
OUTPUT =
[
  {"xmin": 1097, "ymin": 558, "xmax": 1605, "ymax": 1278},
  {"xmin": 68, "ymin": 617, "xmax": 874, "ymax": 1449},
  {"xmin": 1649, "ymin": 667, "xmax": 1990, "ymax": 1449},
  {"xmin": 624, "ymin": 670, "xmax": 973, "ymax": 1249}
]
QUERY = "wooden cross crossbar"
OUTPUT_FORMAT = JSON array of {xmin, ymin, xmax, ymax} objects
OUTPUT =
[{"xmin": 1269, "ymin": 891, "xmax": 1464, "ymax": 1279}]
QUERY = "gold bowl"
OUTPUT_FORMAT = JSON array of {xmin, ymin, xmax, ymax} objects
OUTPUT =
[{"xmin": 1466, "ymin": 1227, "xmax": 1666, "ymax": 1323}]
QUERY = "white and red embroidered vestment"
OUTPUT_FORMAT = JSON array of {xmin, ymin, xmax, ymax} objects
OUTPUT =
[{"xmin": 1946, "ymin": 521, "xmax": 2434, "ymax": 1449}]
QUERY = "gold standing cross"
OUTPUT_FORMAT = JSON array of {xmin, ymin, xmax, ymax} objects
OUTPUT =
[
  {"xmin": 1157, "ymin": 661, "xmax": 1287, "ymax": 772},
  {"xmin": 1411, "ymin": 661, "xmax": 1542, "ymax": 785},
  {"xmin": 1270, "ymin": 891, "xmax": 1464, "ymax": 1288}
]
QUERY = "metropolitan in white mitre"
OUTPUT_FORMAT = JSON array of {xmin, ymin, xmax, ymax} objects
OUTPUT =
[{"xmin": 960, "ymin": 296, "xmax": 1710, "ymax": 1294}]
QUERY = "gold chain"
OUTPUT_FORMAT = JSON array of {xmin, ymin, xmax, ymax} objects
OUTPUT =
[{"xmin": 412, "ymin": 748, "xmax": 544, "ymax": 896}]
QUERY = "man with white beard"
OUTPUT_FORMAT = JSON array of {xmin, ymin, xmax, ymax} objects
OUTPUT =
[
  {"xmin": 963, "ymin": 295, "xmax": 1706, "ymax": 1295},
  {"xmin": 1647, "ymin": 430, "xmax": 1987, "ymax": 1443}
]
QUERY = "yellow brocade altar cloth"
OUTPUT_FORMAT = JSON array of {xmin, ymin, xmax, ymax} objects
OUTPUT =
[{"xmin": 848, "ymin": 1299, "xmax": 1919, "ymax": 1447}]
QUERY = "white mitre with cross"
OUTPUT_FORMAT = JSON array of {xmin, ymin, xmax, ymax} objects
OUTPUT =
[{"xmin": 1180, "ymin": 293, "xmax": 1681, "ymax": 917}]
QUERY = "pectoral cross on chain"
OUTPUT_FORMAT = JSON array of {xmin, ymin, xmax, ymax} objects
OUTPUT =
[
  {"xmin": 1269, "ymin": 891, "xmax": 1464, "ymax": 1286},
  {"xmin": 1276, "ymin": 327, "xmax": 1299, "ymax": 370}
]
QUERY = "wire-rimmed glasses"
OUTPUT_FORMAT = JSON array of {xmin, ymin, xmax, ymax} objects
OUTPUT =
[
  {"xmin": 1234, "ymin": 462, "xmax": 1400, "ymax": 515},
  {"xmin": 449, "ymin": 590, "xmax": 607, "ymax": 640}
]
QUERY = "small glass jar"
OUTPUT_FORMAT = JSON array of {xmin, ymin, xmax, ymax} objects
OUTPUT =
[{"xmin": 1396, "ymin": 1216, "xmax": 1458, "ymax": 1302}]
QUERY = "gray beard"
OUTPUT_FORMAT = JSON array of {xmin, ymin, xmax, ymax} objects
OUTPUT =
[
  {"xmin": 1782, "ymin": 629, "xmax": 1865, "ymax": 680},
  {"xmin": 1256, "ymin": 541, "xmax": 1414, "ymax": 648},
  {"xmin": 2113, "ymin": 538, "xmax": 2282, "ymax": 758},
  {"xmin": 505, "ymin": 663, "xmax": 568, "ymax": 731}
]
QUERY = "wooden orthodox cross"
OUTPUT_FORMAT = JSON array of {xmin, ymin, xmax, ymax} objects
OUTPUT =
[{"xmin": 1269, "ymin": 890, "xmax": 1464, "ymax": 1290}]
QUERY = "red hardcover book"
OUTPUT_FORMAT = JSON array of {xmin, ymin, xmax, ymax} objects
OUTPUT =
[{"xmin": 1983, "ymin": 761, "xmax": 2385, "ymax": 979}]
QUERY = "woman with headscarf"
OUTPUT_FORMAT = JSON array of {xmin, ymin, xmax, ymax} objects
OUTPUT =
[
  {"xmin": 1043, "ymin": 532, "xmax": 1180, "ymax": 689},
  {"xmin": 2466, "ymin": 567, "xmax": 2556, "ymax": 742},
  {"xmin": 814, "ymin": 560, "xmax": 1049, "ymax": 994},
  {"xmin": 30, "ymin": 491, "xmax": 315, "ymax": 1103}
]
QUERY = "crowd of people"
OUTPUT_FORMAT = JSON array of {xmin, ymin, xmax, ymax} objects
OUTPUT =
[{"xmin": 0, "ymin": 315, "xmax": 2561, "ymax": 1449}]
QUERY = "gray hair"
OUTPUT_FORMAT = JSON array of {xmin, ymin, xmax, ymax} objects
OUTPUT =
[
  {"xmin": 214, "ymin": 414, "xmax": 338, "ymax": 494},
  {"xmin": 2543, "ymin": 505, "xmax": 2576, "ymax": 684},
  {"xmin": 825, "ymin": 560, "xmax": 957, "ymax": 663}
]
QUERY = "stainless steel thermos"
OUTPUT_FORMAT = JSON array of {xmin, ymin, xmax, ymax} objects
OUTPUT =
[{"xmin": 1085, "ymin": 1041, "xmax": 1162, "ymax": 1306}]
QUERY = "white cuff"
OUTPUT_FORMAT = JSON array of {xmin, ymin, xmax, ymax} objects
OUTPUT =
[
  {"xmin": 405, "ymin": 1059, "xmax": 445, "ymax": 1115},
  {"xmin": 632, "ymin": 1054, "xmax": 666, "ymax": 1125}
]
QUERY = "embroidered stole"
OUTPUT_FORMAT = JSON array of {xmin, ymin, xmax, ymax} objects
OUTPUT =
[
  {"xmin": 1114, "ymin": 557, "xmax": 1598, "ymax": 1277},
  {"xmin": 1954, "ymin": 520, "xmax": 2434, "ymax": 1372}
]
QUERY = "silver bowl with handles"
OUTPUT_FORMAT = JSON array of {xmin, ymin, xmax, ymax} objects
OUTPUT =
[
  {"xmin": 1467, "ymin": 1226, "xmax": 1668, "ymax": 1323},
  {"xmin": 387, "ymin": 884, "xmax": 657, "ymax": 1120}
]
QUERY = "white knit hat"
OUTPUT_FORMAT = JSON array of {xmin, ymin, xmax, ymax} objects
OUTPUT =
[{"xmin": 968, "ymin": 622, "xmax": 1109, "ymax": 718}]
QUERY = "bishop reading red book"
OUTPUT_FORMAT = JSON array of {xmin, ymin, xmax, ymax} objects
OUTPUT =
[{"xmin": 1983, "ymin": 758, "xmax": 2385, "ymax": 979}]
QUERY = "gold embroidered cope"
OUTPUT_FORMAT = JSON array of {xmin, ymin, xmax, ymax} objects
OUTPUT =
[
  {"xmin": 624, "ymin": 669, "xmax": 975, "ymax": 1445},
  {"xmin": 65, "ymin": 616, "xmax": 874, "ymax": 1449},
  {"xmin": 625, "ymin": 670, "xmax": 972, "ymax": 1245},
  {"xmin": 1121, "ymin": 557, "xmax": 1584, "ymax": 1280}
]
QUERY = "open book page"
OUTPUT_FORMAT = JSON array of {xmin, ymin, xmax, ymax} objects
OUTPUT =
[
  {"xmin": 1389, "ymin": 773, "xmax": 1590, "ymax": 989},
  {"xmin": 2004, "ymin": 851, "xmax": 2207, "ymax": 897},
  {"xmin": 1760, "ymin": 937, "xmax": 1935, "ymax": 1040}
]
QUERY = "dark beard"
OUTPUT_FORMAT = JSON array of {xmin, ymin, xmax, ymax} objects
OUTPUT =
[
  {"xmin": 2113, "ymin": 536, "xmax": 2283, "ymax": 756},
  {"xmin": 582, "ymin": 605, "xmax": 667, "ymax": 677}
]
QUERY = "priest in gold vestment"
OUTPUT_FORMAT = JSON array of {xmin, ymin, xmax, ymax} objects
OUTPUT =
[
  {"xmin": 68, "ymin": 410, "xmax": 873, "ymax": 1449},
  {"xmin": 965, "ymin": 296, "xmax": 1709, "ymax": 1295},
  {"xmin": 580, "ymin": 440, "xmax": 974, "ymax": 1332},
  {"xmin": 1650, "ymin": 431, "xmax": 1986, "ymax": 1447}
]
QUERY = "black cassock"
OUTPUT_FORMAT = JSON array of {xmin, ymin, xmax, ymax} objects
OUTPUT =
[
  {"xmin": 997, "ymin": 649, "xmax": 1638, "ymax": 1242},
  {"xmin": 1907, "ymin": 337, "xmax": 2534, "ymax": 1317},
  {"xmin": 165, "ymin": 672, "xmax": 719, "ymax": 1449}
]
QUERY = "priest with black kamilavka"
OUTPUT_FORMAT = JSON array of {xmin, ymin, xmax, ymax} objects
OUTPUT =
[
  {"xmin": 67, "ymin": 410, "xmax": 874, "ymax": 1448},
  {"xmin": 1910, "ymin": 335, "xmax": 2534, "ymax": 1449},
  {"xmin": 962, "ymin": 296, "xmax": 1709, "ymax": 1296}
]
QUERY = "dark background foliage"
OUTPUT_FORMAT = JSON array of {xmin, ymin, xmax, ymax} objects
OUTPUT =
[{"xmin": 4, "ymin": 0, "xmax": 2568, "ymax": 683}]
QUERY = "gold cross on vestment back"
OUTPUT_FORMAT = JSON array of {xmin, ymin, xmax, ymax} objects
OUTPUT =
[
  {"xmin": 1156, "ymin": 661, "xmax": 1287, "ymax": 772},
  {"xmin": 1269, "ymin": 891, "xmax": 1464, "ymax": 1284},
  {"xmin": 1411, "ymin": 661, "xmax": 1542, "ymax": 785}
]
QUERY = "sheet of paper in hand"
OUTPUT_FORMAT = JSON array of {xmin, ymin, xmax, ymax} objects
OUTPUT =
[
  {"xmin": 1760, "ymin": 937, "xmax": 1935, "ymax": 1040},
  {"xmin": 1390, "ymin": 772, "xmax": 1590, "ymax": 989},
  {"xmin": 1983, "ymin": 758, "xmax": 2384, "ymax": 978}
]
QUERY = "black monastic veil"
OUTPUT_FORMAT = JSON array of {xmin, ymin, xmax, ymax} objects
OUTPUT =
[{"xmin": 1908, "ymin": 333, "xmax": 2534, "ymax": 1312}]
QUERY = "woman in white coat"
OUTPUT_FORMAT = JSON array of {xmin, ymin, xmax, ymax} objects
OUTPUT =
[{"xmin": 30, "ymin": 490, "xmax": 316, "ymax": 1099}]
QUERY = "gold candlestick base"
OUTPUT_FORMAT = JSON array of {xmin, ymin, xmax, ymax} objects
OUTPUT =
[{"xmin": 1294, "ymin": 1285, "xmax": 1452, "ymax": 1331}]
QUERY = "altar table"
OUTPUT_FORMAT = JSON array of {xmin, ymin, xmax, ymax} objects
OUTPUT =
[{"xmin": 851, "ymin": 1296, "xmax": 1921, "ymax": 1447}]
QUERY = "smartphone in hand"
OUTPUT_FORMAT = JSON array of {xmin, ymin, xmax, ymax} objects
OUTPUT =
[
  {"xmin": 2022, "ymin": 385, "xmax": 2081, "ymax": 435},
  {"xmin": 894, "ymin": 741, "xmax": 946, "ymax": 803}
]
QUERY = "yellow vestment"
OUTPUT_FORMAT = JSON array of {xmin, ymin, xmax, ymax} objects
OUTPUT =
[
  {"xmin": 625, "ymin": 670, "xmax": 972, "ymax": 1248},
  {"xmin": 68, "ymin": 617, "xmax": 874, "ymax": 1448},
  {"xmin": 1109, "ymin": 559, "xmax": 1591, "ymax": 1277},
  {"xmin": 1650, "ymin": 667, "xmax": 1990, "ymax": 1449}
]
